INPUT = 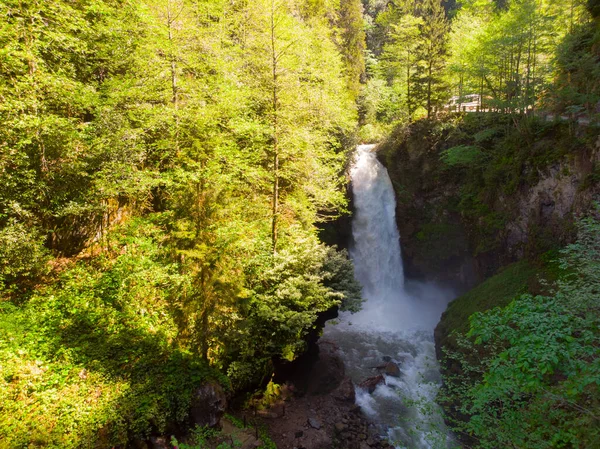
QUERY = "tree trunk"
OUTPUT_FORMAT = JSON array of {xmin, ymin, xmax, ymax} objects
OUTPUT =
[
  {"xmin": 406, "ymin": 50, "xmax": 412, "ymax": 119},
  {"xmin": 270, "ymin": 1, "xmax": 279, "ymax": 255},
  {"xmin": 427, "ymin": 58, "xmax": 433, "ymax": 118},
  {"xmin": 167, "ymin": 3, "xmax": 178, "ymax": 107}
]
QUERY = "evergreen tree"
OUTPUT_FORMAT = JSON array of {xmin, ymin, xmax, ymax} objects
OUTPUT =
[
  {"xmin": 242, "ymin": 0, "xmax": 355, "ymax": 254},
  {"xmin": 414, "ymin": 0, "xmax": 449, "ymax": 118},
  {"xmin": 337, "ymin": 0, "xmax": 367, "ymax": 98},
  {"xmin": 381, "ymin": 14, "xmax": 423, "ymax": 119}
]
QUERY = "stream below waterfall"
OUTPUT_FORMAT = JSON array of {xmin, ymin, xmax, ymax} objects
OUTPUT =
[{"xmin": 323, "ymin": 145, "xmax": 455, "ymax": 449}]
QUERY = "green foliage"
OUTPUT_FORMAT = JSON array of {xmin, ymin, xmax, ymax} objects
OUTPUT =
[
  {"xmin": 473, "ymin": 126, "xmax": 500, "ymax": 143},
  {"xmin": 380, "ymin": 113, "xmax": 582, "ymax": 268},
  {"xmin": 1, "ymin": 1, "xmax": 364, "ymax": 445},
  {"xmin": 440, "ymin": 213, "xmax": 600, "ymax": 448},
  {"xmin": 440, "ymin": 145, "xmax": 486, "ymax": 167},
  {"xmin": 446, "ymin": 0, "xmax": 592, "ymax": 114},
  {"xmin": 337, "ymin": 0, "xmax": 367, "ymax": 98},
  {"xmin": 171, "ymin": 425, "xmax": 236, "ymax": 449},
  {"xmin": 0, "ymin": 219, "xmax": 221, "ymax": 448},
  {"xmin": 589, "ymin": 0, "xmax": 600, "ymax": 17},
  {"xmin": 363, "ymin": 0, "xmax": 449, "ymax": 127},
  {"xmin": 224, "ymin": 237, "xmax": 362, "ymax": 390},
  {"xmin": 552, "ymin": 22, "xmax": 600, "ymax": 115},
  {"xmin": 171, "ymin": 417, "xmax": 277, "ymax": 449},
  {"xmin": 0, "ymin": 220, "xmax": 49, "ymax": 293},
  {"xmin": 438, "ymin": 259, "xmax": 540, "ymax": 339}
]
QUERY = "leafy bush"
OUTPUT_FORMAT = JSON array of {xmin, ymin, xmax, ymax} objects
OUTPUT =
[
  {"xmin": 0, "ymin": 221, "xmax": 49, "ymax": 294},
  {"xmin": 440, "ymin": 145, "xmax": 487, "ymax": 168},
  {"xmin": 440, "ymin": 213, "xmax": 600, "ymax": 448},
  {"xmin": 224, "ymin": 237, "xmax": 362, "ymax": 390},
  {"xmin": 0, "ymin": 219, "xmax": 221, "ymax": 448}
]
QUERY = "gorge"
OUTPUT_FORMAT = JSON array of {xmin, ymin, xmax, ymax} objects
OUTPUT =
[{"xmin": 1, "ymin": 0, "xmax": 599, "ymax": 447}]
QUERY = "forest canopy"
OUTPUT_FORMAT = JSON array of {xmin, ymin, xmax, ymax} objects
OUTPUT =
[{"xmin": 0, "ymin": 0, "xmax": 364, "ymax": 446}]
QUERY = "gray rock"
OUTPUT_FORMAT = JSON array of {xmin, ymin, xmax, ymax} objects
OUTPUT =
[
  {"xmin": 307, "ymin": 417, "xmax": 321, "ymax": 429},
  {"xmin": 190, "ymin": 381, "xmax": 227, "ymax": 428},
  {"xmin": 383, "ymin": 362, "xmax": 400, "ymax": 377},
  {"xmin": 333, "ymin": 376, "xmax": 356, "ymax": 402},
  {"xmin": 374, "ymin": 361, "xmax": 401, "ymax": 377},
  {"xmin": 334, "ymin": 422, "xmax": 347, "ymax": 433}
]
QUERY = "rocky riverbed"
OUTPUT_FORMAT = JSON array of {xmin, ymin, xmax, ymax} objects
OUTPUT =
[{"xmin": 254, "ymin": 340, "xmax": 395, "ymax": 449}]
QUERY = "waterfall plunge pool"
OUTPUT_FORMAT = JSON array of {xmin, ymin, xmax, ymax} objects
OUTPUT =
[{"xmin": 323, "ymin": 145, "xmax": 456, "ymax": 449}]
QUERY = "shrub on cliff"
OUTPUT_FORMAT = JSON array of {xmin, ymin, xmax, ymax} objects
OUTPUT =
[{"xmin": 440, "ymin": 211, "xmax": 600, "ymax": 448}]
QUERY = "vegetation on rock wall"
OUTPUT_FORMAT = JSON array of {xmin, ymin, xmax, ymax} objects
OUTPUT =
[
  {"xmin": 378, "ymin": 113, "xmax": 599, "ymax": 285},
  {"xmin": 438, "ymin": 213, "xmax": 600, "ymax": 448}
]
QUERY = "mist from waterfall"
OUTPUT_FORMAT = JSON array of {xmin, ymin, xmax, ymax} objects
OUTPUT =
[{"xmin": 323, "ymin": 144, "xmax": 455, "ymax": 449}]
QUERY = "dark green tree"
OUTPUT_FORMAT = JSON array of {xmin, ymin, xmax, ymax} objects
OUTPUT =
[
  {"xmin": 337, "ymin": 0, "xmax": 367, "ymax": 98},
  {"xmin": 413, "ymin": 0, "xmax": 449, "ymax": 118}
]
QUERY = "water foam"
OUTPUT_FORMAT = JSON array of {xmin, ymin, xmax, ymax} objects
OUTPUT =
[{"xmin": 323, "ymin": 145, "xmax": 455, "ymax": 448}]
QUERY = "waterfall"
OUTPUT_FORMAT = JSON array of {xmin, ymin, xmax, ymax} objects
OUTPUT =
[
  {"xmin": 323, "ymin": 145, "xmax": 454, "ymax": 448},
  {"xmin": 350, "ymin": 144, "xmax": 405, "ymax": 301}
]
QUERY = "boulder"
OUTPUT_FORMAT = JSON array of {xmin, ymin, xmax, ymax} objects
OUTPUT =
[
  {"xmin": 383, "ymin": 362, "xmax": 400, "ymax": 377},
  {"xmin": 190, "ymin": 381, "xmax": 227, "ymax": 428},
  {"xmin": 333, "ymin": 377, "xmax": 355, "ymax": 402},
  {"xmin": 306, "ymin": 343, "xmax": 345, "ymax": 395},
  {"xmin": 358, "ymin": 375, "xmax": 385, "ymax": 394},
  {"xmin": 307, "ymin": 417, "xmax": 322, "ymax": 429}
]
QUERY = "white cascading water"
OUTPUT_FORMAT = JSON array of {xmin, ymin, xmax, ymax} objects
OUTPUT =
[{"xmin": 323, "ymin": 145, "xmax": 454, "ymax": 448}]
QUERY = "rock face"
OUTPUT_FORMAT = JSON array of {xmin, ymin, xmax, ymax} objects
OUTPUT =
[
  {"xmin": 378, "ymin": 116, "xmax": 600, "ymax": 291},
  {"xmin": 189, "ymin": 381, "xmax": 227, "ymax": 428},
  {"xmin": 376, "ymin": 117, "xmax": 600, "ymax": 426},
  {"xmin": 333, "ymin": 376, "xmax": 356, "ymax": 402},
  {"xmin": 305, "ymin": 341, "xmax": 346, "ymax": 396}
]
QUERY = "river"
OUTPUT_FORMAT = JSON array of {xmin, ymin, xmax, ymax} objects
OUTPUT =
[{"xmin": 323, "ymin": 144, "xmax": 455, "ymax": 448}]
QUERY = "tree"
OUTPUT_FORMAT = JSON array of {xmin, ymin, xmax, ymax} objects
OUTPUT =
[
  {"xmin": 242, "ymin": 0, "xmax": 355, "ymax": 254},
  {"xmin": 444, "ymin": 0, "xmax": 591, "ymax": 114},
  {"xmin": 414, "ymin": 0, "xmax": 449, "ymax": 118},
  {"xmin": 337, "ymin": 0, "xmax": 367, "ymax": 98},
  {"xmin": 381, "ymin": 14, "xmax": 423, "ymax": 119}
]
